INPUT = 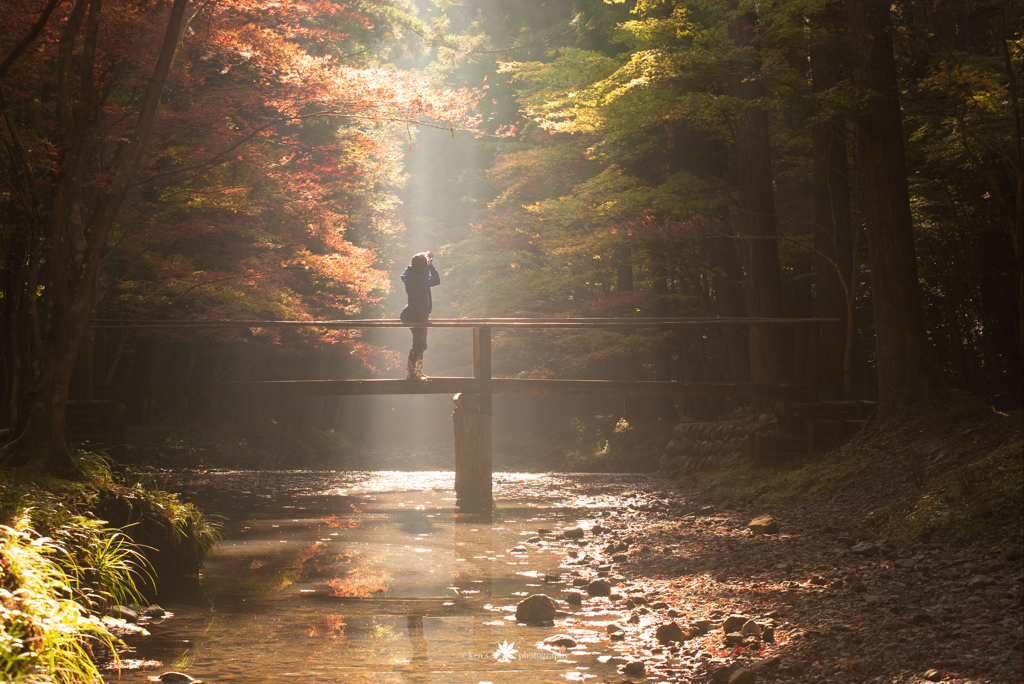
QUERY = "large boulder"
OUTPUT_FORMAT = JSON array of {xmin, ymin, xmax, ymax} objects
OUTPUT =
[
  {"xmin": 722, "ymin": 614, "xmax": 748, "ymax": 633},
  {"xmin": 654, "ymin": 621, "xmax": 686, "ymax": 644},
  {"xmin": 516, "ymin": 594, "xmax": 559, "ymax": 624},
  {"xmin": 748, "ymin": 515, "xmax": 779, "ymax": 534}
]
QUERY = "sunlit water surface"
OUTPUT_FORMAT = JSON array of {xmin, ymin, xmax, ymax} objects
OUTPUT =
[{"xmin": 103, "ymin": 469, "xmax": 651, "ymax": 684}]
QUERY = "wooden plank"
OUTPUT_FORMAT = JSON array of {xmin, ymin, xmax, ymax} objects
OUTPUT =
[
  {"xmin": 98, "ymin": 378, "xmax": 809, "ymax": 400},
  {"xmin": 490, "ymin": 379, "xmax": 809, "ymax": 400},
  {"xmin": 98, "ymin": 378, "xmax": 484, "ymax": 398}
]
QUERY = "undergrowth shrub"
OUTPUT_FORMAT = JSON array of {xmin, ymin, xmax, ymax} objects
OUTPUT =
[
  {"xmin": 1, "ymin": 516, "xmax": 119, "ymax": 683},
  {"xmin": 0, "ymin": 451, "xmax": 220, "ymax": 681}
]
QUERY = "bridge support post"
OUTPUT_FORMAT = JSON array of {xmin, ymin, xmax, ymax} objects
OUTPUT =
[
  {"xmin": 453, "ymin": 392, "xmax": 492, "ymax": 514},
  {"xmin": 453, "ymin": 326, "xmax": 493, "ymax": 516}
]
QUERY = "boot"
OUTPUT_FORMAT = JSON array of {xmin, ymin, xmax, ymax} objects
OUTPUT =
[{"xmin": 407, "ymin": 358, "xmax": 427, "ymax": 380}]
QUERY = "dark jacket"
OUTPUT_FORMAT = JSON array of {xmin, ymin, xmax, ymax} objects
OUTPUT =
[{"xmin": 401, "ymin": 264, "xmax": 440, "ymax": 315}]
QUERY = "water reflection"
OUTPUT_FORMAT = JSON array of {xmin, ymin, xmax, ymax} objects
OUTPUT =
[{"xmin": 104, "ymin": 471, "xmax": 648, "ymax": 684}]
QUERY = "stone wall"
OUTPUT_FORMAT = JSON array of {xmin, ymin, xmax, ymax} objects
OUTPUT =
[{"xmin": 655, "ymin": 421, "xmax": 753, "ymax": 477}]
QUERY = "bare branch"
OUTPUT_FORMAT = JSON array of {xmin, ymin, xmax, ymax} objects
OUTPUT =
[{"xmin": 0, "ymin": 0, "xmax": 64, "ymax": 81}]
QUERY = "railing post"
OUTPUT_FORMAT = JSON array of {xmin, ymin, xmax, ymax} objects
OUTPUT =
[{"xmin": 454, "ymin": 326, "xmax": 493, "ymax": 517}]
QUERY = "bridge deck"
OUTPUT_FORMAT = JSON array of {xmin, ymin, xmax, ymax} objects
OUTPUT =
[
  {"xmin": 98, "ymin": 378, "xmax": 809, "ymax": 400},
  {"xmin": 91, "ymin": 316, "xmax": 838, "ymax": 329}
]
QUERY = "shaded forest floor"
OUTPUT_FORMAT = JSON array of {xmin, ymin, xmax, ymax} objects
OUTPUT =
[{"xmin": 693, "ymin": 392, "xmax": 1022, "ymax": 550}]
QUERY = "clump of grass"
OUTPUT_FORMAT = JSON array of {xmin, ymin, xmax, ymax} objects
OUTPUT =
[
  {"xmin": 863, "ymin": 439, "xmax": 1023, "ymax": 546},
  {"xmin": 29, "ymin": 452, "xmax": 221, "ymax": 587},
  {"xmin": 1, "ymin": 449, "xmax": 221, "ymax": 681},
  {"xmin": 1, "ymin": 516, "xmax": 120, "ymax": 683},
  {"xmin": 697, "ymin": 443, "xmax": 871, "ymax": 505}
]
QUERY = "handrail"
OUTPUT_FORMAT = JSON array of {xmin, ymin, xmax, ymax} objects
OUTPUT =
[{"xmin": 89, "ymin": 316, "xmax": 841, "ymax": 329}]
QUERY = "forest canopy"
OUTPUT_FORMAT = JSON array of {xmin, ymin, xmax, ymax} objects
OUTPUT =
[{"xmin": 0, "ymin": 0, "xmax": 1021, "ymax": 474}]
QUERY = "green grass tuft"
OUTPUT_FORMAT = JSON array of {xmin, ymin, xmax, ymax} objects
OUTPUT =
[{"xmin": 1, "ymin": 449, "xmax": 221, "ymax": 681}]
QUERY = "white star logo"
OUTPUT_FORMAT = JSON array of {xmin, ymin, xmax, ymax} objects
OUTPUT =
[{"xmin": 493, "ymin": 639, "xmax": 518, "ymax": 662}]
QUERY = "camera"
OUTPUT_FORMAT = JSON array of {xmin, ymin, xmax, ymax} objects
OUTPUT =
[{"xmin": 426, "ymin": 251, "xmax": 433, "ymax": 259}]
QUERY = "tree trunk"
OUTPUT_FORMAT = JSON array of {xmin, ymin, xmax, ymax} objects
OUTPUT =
[
  {"xmin": 0, "ymin": 0, "xmax": 190, "ymax": 476},
  {"xmin": 729, "ymin": 7, "xmax": 787, "ymax": 385},
  {"xmin": 810, "ymin": 5, "xmax": 857, "ymax": 398},
  {"xmin": 848, "ymin": 0, "xmax": 942, "ymax": 416},
  {"xmin": 709, "ymin": 229, "xmax": 751, "ymax": 383}
]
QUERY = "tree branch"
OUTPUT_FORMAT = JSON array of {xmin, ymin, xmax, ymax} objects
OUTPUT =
[{"xmin": 0, "ymin": 0, "xmax": 64, "ymax": 81}]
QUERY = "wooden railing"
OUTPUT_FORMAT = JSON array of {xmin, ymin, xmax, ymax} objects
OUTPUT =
[{"xmin": 91, "ymin": 317, "xmax": 838, "ymax": 402}]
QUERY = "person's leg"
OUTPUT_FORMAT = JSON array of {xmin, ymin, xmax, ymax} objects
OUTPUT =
[
  {"xmin": 413, "ymin": 325, "xmax": 429, "ymax": 378},
  {"xmin": 407, "ymin": 313, "xmax": 428, "ymax": 379}
]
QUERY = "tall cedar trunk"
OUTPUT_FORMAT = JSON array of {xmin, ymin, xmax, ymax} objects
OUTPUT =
[
  {"xmin": 729, "ymin": 7, "xmax": 787, "ymax": 384},
  {"xmin": 617, "ymin": 243, "xmax": 641, "ymax": 422},
  {"xmin": 649, "ymin": 255, "xmax": 678, "ymax": 421},
  {"xmin": 810, "ymin": 6, "xmax": 856, "ymax": 398},
  {"xmin": 709, "ymin": 230, "xmax": 751, "ymax": 383},
  {"xmin": 0, "ymin": 0, "xmax": 190, "ymax": 475},
  {"xmin": 848, "ymin": 0, "xmax": 941, "ymax": 416}
]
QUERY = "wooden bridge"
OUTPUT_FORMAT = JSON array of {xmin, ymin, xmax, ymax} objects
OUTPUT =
[{"xmin": 89, "ymin": 316, "xmax": 838, "ymax": 516}]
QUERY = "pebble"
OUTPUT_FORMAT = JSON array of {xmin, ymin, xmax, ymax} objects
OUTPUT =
[
  {"xmin": 722, "ymin": 614, "xmax": 747, "ymax": 633},
  {"xmin": 748, "ymin": 515, "xmax": 778, "ymax": 534},
  {"xmin": 728, "ymin": 668, "xmax": 756, "ymax": 684},
  {"xmin": 543, "ymin": 633, "xmax": 577, "ymax": 648},
  {"xmin": 108, "ymin": 606, "xmax": 139, "ymax": 622},
  {"xmin": 150, "ymin": 674, "xmax": 200, "ymax": 684},
  {"xmin": 740, "ymin": 619, "xmax": 762, "ymax": 637}
]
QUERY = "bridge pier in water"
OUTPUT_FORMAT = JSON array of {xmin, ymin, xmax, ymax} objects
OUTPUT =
[
  {"xmin": 453, "ymin": 325, "xmax": 493, "ymax": 517},
  {"xmin": 452, "ymin": 392, "xmax": 492, "ymax": 514}
]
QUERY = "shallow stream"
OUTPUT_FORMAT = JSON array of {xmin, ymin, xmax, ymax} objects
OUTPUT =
[{"xmin": 104, "ymin": 470, "xmax": 651, "ymax": 684}]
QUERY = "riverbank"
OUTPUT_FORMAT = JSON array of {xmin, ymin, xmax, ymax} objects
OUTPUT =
[
  {"xmin": 0, "ymin": 463, "xmax": 219, "ymax": 682},
  {"xmin": 555, "ymin": 391, "xmax": 1023, "ymax": 683},
  {"xmin": 539, "ymin": 477, "xmax": 1023, "ymax": 683},
  {"xmin": 691, "ymin": 392, "xmax": 1022, "ymax": 549}
]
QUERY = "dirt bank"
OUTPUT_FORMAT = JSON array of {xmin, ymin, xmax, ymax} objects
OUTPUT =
[{"xmin": 535, "ymin": 393, "xmax": 1022, "ymax": 683}]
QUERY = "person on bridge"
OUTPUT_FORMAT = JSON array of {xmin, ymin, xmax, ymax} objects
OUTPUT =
[{"xmin": 400, "ymin": 251, "xmax": 440, "ymax": 380}]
